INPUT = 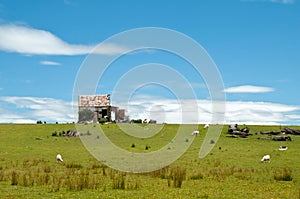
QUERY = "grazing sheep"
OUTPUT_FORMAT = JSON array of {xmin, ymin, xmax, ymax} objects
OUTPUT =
[
  {"xmin": 204, "ymin": 124, "xmax": 209, "ymax": 129},
  {"xmin": 56, "ymin": 154, "xmax": 63, "ymax": 163},
  {"xmin": 279, "ymin": 146, "xmax": 288, "ymax": 151},
  {"xmin": 261, "ymin": 155, "xmax": 270, "ymax": 163},
  {"xmin": 192, "ymin": 130, "xmax": 199, "ymax": 136}
]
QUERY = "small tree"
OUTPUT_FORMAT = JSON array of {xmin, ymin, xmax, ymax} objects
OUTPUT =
[
  {"xmin": 131, "ymin": 119, "xmax": 142, "ymax": 123},
  {"xmin": 149, "ymin": 119, "xmax": 157, "ymax": 124},
  {"xmin": 99, "ymin": 117, "xmax": 108, "ymax": 124}
]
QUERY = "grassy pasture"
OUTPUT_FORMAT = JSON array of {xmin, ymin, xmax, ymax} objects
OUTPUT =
[{"xmin": 0, "ymin": 123, "xmax": 300, "ymax": 198}]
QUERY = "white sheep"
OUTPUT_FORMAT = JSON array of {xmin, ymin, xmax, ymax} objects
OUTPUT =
[
  {"xmin": 279, "ymin": 146, "xmax": 288, "ymax": 151},
  {"xmin": 261, "ymin": 155, "xmax": 270, "ymax": 163},
  {"xmin": 204, "ymin": 124, "xmax": 209, "ymax": 129},
  {"xmin": 56, "ymin": 154, "xmax": 63, "ymax": 163},
  {"xmin": 192, "ymin": 130, "xmax": 199, "ymax": 136}
]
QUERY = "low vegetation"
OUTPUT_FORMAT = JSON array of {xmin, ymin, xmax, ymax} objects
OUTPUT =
[{"xmin": 0, "ymin": 123, "xmax": 300, "ymax": 198}]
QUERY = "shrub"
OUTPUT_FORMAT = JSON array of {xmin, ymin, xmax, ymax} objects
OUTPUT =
[
  {"xmin": 131, "ymin": 119, "xmax": 142, "ymax": 123},
  {"xmin": 149, "ymin": 119, "xmax": 157, "ymax": 124},
  {"xmin": 99, "ymin": 118, "xmax": 108, "ymax": 124},
  {"xmin": 52, "ymin": 132, "xmax": 57, "ymax": 136}
]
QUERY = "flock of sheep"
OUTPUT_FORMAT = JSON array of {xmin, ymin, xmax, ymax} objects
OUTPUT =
[
  {"xmin": 191, "ymin": 124, "xmax": 294, "ymax": 164},
  {"xmin": 56, "ymin": 124, "xmax": 296, "ymax": 165}
]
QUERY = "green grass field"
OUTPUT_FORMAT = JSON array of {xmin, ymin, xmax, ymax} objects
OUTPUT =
[{"xmin": 0, "ymin": 123, "xmax": 300, "ymax": 198}]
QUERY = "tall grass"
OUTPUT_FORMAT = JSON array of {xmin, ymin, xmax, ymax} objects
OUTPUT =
[
  {"xmin": 112, "ymin": 173, "xmax": 126, "ymax": 190},
  {"xmin": 190, "ymin": 172, "xmax": 204, "ymax": 180},
  {"xmin": 0, "ymin": 170, "xmax": 4, "ymax": 181},
  {"xmin": 1, "ymin": 124, "xmax": 300, "ymax": 198},
  {"xmin": 11, "ymin": 170, "xmax": 18, "ymax": 185},
  {"xmin": 65, "ymin": 162, "xmax": 83, "ymax": 169},
  {"xmin": 65, "ymin": 170, "xmax": 94, "ymax": 191},
  {"xmin": 170, "ymin": 167, "xmax": 186, "ymax": 188},
  {"xmin": 273, "ymin": 168, "xmax": 293, "ymax": 181},
  {"xmin": 148, "ymin": 166, "xmax": 170, "ymax": 179}
]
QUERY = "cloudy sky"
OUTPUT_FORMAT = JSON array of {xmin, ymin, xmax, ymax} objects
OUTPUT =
[{"xmin": 0, "ymin": 0, "xmax": 299, "ymax": 125}]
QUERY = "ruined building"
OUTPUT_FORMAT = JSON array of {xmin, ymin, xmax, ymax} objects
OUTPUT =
[{"xmin": 78, "ymin": 94, "xmax": 127, "ymax": 123}]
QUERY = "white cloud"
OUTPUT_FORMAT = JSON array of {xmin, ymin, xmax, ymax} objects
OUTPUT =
[
  {"xmin": 40, "ymin": 61, "xmax": 61, "ymax": 66},
  {"xmin": 224, "ymin": 85, "xmax": 274, "ymax": 93},
  {"xmin": 1, "ymin": 95, "xmax": 299, "ymax": 125},
  {"xmin": 0, "ymin": 24, "xmax": 127, "ymax": 55},
  {"xmin": 0, "ymin": 96, "xmax": 76, "ymax": 123},
  {"xmin": 223, "ymin": 101, "xmax": 299, "ymax": 125},
  {"xmin": 114, "ymin": 95, "xmax": 300, "ymax": 125}
]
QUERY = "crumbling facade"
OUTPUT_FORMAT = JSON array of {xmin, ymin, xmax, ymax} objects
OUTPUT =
[{"xmin": 78, "ymin": 94, "xmax": 128, "ymax": 123}]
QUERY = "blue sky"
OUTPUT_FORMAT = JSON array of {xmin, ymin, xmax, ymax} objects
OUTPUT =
[{"xmin": 0, "ymin": 0, "xmax": 299, "ymax": 124}]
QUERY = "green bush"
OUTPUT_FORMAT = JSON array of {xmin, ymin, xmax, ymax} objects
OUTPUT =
[
  {"xmin": 131, "ymin": 119, "xmax": 142, "ymax": 123},
  {"xmin": 99, "ymin": 118, "xmax": 108, "ymax": 124},
  {"xmin": 51, "ymin": 132, "xmax": 57, "ymax": 136}
]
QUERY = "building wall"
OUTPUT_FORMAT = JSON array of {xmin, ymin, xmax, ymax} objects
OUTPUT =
[
  {"xmin": 118, "ymin": 109, "xmax": 125, "ymax": 121},
  {"xmin": 79, "ymin": 106, "xmax": 111, "ymax": 121},
  {"xmin": 78, "ymin": 94, "xmax": 127, "ymax": 123}
]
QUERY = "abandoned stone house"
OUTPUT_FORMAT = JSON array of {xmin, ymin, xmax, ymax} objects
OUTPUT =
[{"xmin": 78, "ymin": 94, "xmax": 126, "ymax": 123}]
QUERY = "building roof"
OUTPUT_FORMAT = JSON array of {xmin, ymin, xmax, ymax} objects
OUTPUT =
[{"xmin": 78, "ymin": 94, "xmax": 110, "ymax": 107}]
